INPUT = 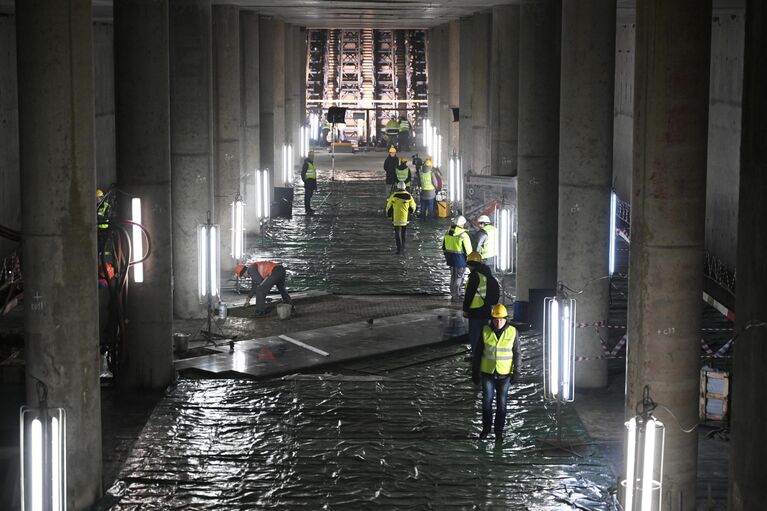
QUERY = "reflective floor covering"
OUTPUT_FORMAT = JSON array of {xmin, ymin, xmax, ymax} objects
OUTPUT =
[{"xmin": 104, "ymin": 335, "xmax": 618, "ymax": 510}]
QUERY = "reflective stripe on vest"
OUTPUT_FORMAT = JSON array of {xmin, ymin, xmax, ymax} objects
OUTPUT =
[
  {"xmin": 480, "ymin": 325, "xmax": 517, "ymax": 375},
  {"xmin": 468, "ymin": 272, "xmax": 487, "ymax": 309},
  {"xmin": 443, "ymin": 226, "xmax": 469, "ymax": 254},
  {"xmin": 419, "ymin": 169, "xmax": 434, "ymax": 191},
  {"xmin": 399, "ymin": 120, "xmax": 411, "ymax": 132},
  {"xmin": 256, "ymin": 261, "xmax": 278, "ymax": 279},
  {"xmin": 98, "ymin": 199, "xmax": 111, "ymax": 229},
  {"xmin": 305, "ymin": 161, "xmax": 317, "ymax": 180},
  {"xmin": 396, "ymin": 167, "xmax": 409, "ymax": 182},
  {"xmin": 479, "ymin": 224, "xmax": 497, "ymax": 258}
]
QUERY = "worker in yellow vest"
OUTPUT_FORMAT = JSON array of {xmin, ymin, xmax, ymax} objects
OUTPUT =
[
  {"xmin": 398, "ymin": 115, "xmax": 411, "ymax": 150},
  {"xmin": 442, "ymin": 216, "xmax": 473, "ymax": 301},
  {"xmin": 472, "ymin": 303, "xmax": 520, "ymax": 440},
  {"xmin": 464, "ymin": 252, "xmax": 500, "ymax": 352},
  {"xmin": 475, "ymin": 214, "xmax": 498, "ymax": 269},
  {"xmin": 386, "ymin": 181, "xmax": 417, "ymax": 254},
  {"xmin": 301, "ymin": 150, "xmax": 317, "ymax": 215},
  {"xmin": 416, "ymin": 158, "xmax": 438, "ymax": 218}
]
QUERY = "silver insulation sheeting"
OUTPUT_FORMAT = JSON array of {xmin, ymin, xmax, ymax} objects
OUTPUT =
[{"xmin": 104, "ymin": 336, "xmax": 618, "ymax": 509}]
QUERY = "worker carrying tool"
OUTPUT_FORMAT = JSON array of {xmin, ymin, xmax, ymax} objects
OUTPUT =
[
  {"xmin": 464, "ymin": 252, "xmax": 500, "ymax": 352},
  {"xmin": 416, "ymin": 158, "xmax": 438, "ymax": 219},
  {"xmin": 395, "ymin": 157, "xmax": 412, "ymax": 192},
  {"xmin": 301, "ymin": 150, "xmax": 317, "ymax": 215},
  {"xmin": 385, "ymin": 116, "xmax": 400, "ymax": 148},
  {"xmin": 398, "ymin": 115, "xmax": 411, "ymax": 150},
  {"xmin": 474, "ymin": 215, "xmax": 498, "ymax": 268},
  {"xmin": 472, "ymin": 303, "xmax": 520, "ymax": 441},
  {"xmin": 385, "ymin": 181, "xmax": 417, "ymax": 255},
  {"xmin": 442, "ymin": 216, "xmax": 473, "ymax": 301},
  {"xmin": 235, "ymin": 261, "xmax": 293, "ymax": 317}
]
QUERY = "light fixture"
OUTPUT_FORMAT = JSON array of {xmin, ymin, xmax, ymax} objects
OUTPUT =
[
  {"xmin": 430, "ymin": 126, "xmax": 438, "ymax": 164},
  {"xmin": 131, "ymin": 197, "xmax": 144, "ymax": 283},
  {"xmin": 436, "ymin": 134, "xmax": 442, "ymax": 168},
  {"xmin": 20, "ymin": 383, "xmax": 66, "ymax": 511},
  {"xmin": 423, "ymin": 118, "xmax": 430, "ymax": 148},
  {"xmin": 230, "ymin": 193, "xmax": 245, "ymax": 259},
  {"xmin": 254, "ymin": 169, "xmax": 270, "ymax": 220},
  {"xmin": 496, "ymin": 206, "xmax": 515, "ymax": 273},
  {"xmin": 448, "ymin": 155, "xmax": 463, "ymax": 207},
  {"xmin": 622, "ymin": 386, "xmax": 666, "ymax": 511},
  {"xmin": 197, "ymin": 212, "xmax": 220, "ymax": 303},
  {"xmin": 543, "ymin": 291, "xmax": 576, "ymax": 402},
  {"xmin": 310, "ymin": 113, "xmax": 319, "ymax": 141},
  {"xmin": 300, "ymin": 126, "xmax": 310, "ymax": 158},
  {"xmin": 609, "ymin": 191, "xmax": 617, "ymax": 276},
  {"xmin": 281, "ymin": 144, "xmax": 293, "ymax": 186}
]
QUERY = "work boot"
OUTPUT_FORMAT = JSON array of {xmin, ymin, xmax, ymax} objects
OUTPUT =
[{"xmin": 479, "ymin": 428, "xmax": 491, "ymax": 440}]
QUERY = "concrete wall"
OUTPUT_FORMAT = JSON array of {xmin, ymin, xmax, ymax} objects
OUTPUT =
[
  {"xmin": 611, "ymin": 13, "xmax": 744, "ymax": 270},
  {"xmin": 0, "ymin": 15, "xmax": 19, "ymax": 259},
  {"xmin": 94, "ymin": 22, "xmax": 116, "ymax": 190}
]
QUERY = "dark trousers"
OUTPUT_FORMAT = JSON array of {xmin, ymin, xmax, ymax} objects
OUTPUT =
[
  {"xmin": 394, "ymin": 226, "xmax": 407, "ymax": 253},
  {"xmin": 482, "ymin": 374, "xmax": 511, "ymax": 435},
  {"xmin": 468, "ymin": 317, "xmax": 487, "ymax": 352},
  {"xmin": 304, "ymin": 180, "xmax": 316, "ymax": 211},
  {"xmin": 254, "ymin": 265, "xmax": 292, "ymax": 314},
  {"xmin": 399, "ymin": 131, "xmax": 410, "ymax": 150},
  {"xmin": 420, "ymin": 198, "xmax": 435, "ymax": 218}
]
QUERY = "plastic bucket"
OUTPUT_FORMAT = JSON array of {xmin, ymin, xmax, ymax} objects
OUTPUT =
[
  {"xmin": 276, "ymin": 303, "xmax": 292, "ymax": 320},
  {"xmin": 437, "ymin": 201, "xmax": 450, "ymax": 218}
]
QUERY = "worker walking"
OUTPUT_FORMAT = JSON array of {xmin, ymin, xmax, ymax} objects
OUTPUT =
[
  {"xmin": 472, "ymin": 303, "xmax": 520, "ymax": 440},
  {"xmin": 386, "ymin": 181, "xmax": 416, "ymax": 254},
  {"xmin": 474, "ymin": 215, "xmax": 498, "ymax": 268},
  {"xmin": 384, "ymin": 146, "xmax": 399, "ymax": 196},
  {"xmin": 301, "ymin": 150, "xmax": 317, "ymax": 215},
  {"xmin": 385, "ymin": 117, "xmax": 400, "ymax": 148},
  {"xmin": 442, "ymin": 216, "xmax": 473, "ymax": 301},
  {"xmin": 416, "ymin": 158, "xmax": 437, "ymax": 218},
  {"xmin": 395, "ymin": 157, "xmax": 412, "ymax": 192},
  {"xmin": 464, "ymin": 252, "xmax": 500, "ymax": 352},
  {"xmin": 236, "ymin": 261, "xmax": 293, "ymax": 317},
  {"xmin": 398, "ymin": 115, "xmax": 411, "ymax": 150}
]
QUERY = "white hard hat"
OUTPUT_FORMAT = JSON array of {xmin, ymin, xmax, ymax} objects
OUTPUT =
[
  {"xmin": 396, "ymin": 181, "xmax": 406, "ymax": 190},
  {"xmin": 478, "ymin": 215, "xmax": 491, "ymax": 224},
  {"xmin": 455, "ymin": 215, "xmax": 466, "ymax": 227}
]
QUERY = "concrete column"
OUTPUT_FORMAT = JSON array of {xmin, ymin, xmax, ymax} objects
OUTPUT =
[
  {"xmin": 438, "ymin": 24, "xmax": 451, "ymax": 170},
  {"xmin": 170, "ymin": 0, "xmax": 212, "ymax": 319},
  {"xmin": 471, "ymin": 12, "xmax": 492, "ymax": 176},
  {"xmin": 448, "ymin": 20, "xmax": 460, "ymax": 156},
  {"xmin": 16, "ymin": 0, "xmax": 101, "ymax": 507},
  {"xmin": 240, "ymin": 10, "xmax": 260, "ymax": 233},
  {"xmin": 516, "ymin": 0, "xmax": 560, "ymax": 302},
  {"xmin": 557, "ymin": 0, "xmax": 616, "ymax": 389},
  {"xmin": 260, "ymin": 17, "xmax": 285, "ymax": 188},
  {"xmin": 627, "ymin": 1, "xmax": 711, "ymax": 508},
  {"xmin": 490, "ymin": 5, "xmax": 520, "ymax": 177},
  {"xmin": 730, "ymin": 4, "xmax": 767, "ymax": 508},
  {"xmin": 298, "ymin": 27, "xmax": 307, "ymax": 143},
  {"xmin": 213, "ymin": 5, "xmax": 241, "ymax": 272},
  {"xmin": 114, "ymin": 0, "xmax": 174, "ymax": 390},
  {"xmin": 458, "ymin": 16, "xmax": 474, "ymax": 174},
  {"xmin": 284, "ymin": 24, "xmax": 297, "ymax": 179},
  {"xmin": 427, "ymin": 27, "xmax": 441, "ymax": 150}
]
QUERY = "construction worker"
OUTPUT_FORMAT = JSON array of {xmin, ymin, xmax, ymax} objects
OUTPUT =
[
  {"xmin": 384, "ymin": 146, "xmax": 398, "ymax": 195},
  {"xmin": 395, "ymin": 157, "xmax": 412, "ymax": 192},
  {"xmin": 385, "ymin": 181, "xmax": 416, "ymax": 254},
  {"xmin": 464, "ymin": 251, "xmax": 500, "ymax": 352},
  {"xmin": 236, "ymin": 261, "xmax": 293, "ymax": 317},
  {"xmin": 301, "ymin": 150, "xmax": 317, "ymax": 215},
  {"xmin": 442, "ymin": 215, "xmax": 473, "ymax": 301},
  {"xmin": 385, "ymin": 116, "xmax": 400, "ymax": 148},
  {"xmin": 398, "ymin": 115, "xmax": 411, "ymax": 150},
  {"xmin": 96, "ymin": 188, "xmax": 111, "ymax": 230},
  {"xmin": 475, "ymin": 215, "xmax": 498, "ymax": 268},
  {"xmin": 472, "ymin": 303, "xmax": 520, "ymax": 440},
  {"xmin": 416, "ymin": 158, "xmax": 438, "ymax": 218}
]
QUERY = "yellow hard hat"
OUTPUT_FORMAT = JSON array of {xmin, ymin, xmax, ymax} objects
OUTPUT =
[
  {"xmin": 492, "ymin": 304, "xmax": 508, "ymax": 319},
  {"xmin": 467, "ymin": 251, "xmax": 482, "ymax": 263},
  {"xmin": 389, "ymin": 146, "xmax": 397, "ymax": 154},
  {"xmin": 96, "ymin": 188, "xmax": 104, "ymax": 198}
]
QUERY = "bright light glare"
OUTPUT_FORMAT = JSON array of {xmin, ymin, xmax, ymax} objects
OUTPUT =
[
  {"xmin": 131, "ymin": 198, "xmax": 143, "ymax": 283},
  {"xmin": 549, "ymin": 299, "xmax": 560, "ymax": 397},
  {"xmin": 449, "ymin": 158, "xmax": 455, "ymax": 202},
  {"xmin": 51, "ymin": 416, "xmax": 61, "ymax": 511},
  {"xmin": 562, "ymin": 305, "xmax": 572, "ymax": 400},
  {"xmin": 31, "ymin": 417, "xmax": 42, "ymax": 511},
  {"xmin": 198, "ymin": 226, "xmax": 207, "ymax": 299},
  {"xmin": 609, "ymin": 191, "xmax": 617, "ymax": 275},
  {"xmin": 231, "ymin": 197, "xmax": 244, "ymax": 259},
  {"xmin": 262, "ymin": 171, "xmax": 269, "ymax": 218},
  {"xmin": 210, "ymin": 226, "xmax": 219, "ymax": 297},
  {"xmin": 310, "ymin": 113, "xmax": 319, "ymax": 140},
  {"xmin": 625, "ymin": 417, "xmax": 637, "ymax": 511},
  {"xmin": 641, "ymin": 419, "xmax": 656, "ymax": 511},
  {"xmin": 499, "ymin": 209, "xmax": 510, "ymax": 272}
]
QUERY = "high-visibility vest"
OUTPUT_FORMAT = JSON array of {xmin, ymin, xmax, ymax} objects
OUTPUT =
[
  {"xmin": 399, "ymin": 120, "xmax": 411, "ymax": 132},
  {"xmin": 419, "ymin": 169, "xmax": 434, "ymax": 191},
  {"xmin": 386, "ymin": 192, "xmax": 416, "ymax": 226},
  {"xmin": 395, "ymin": 167, "xmax": 409, "ymax": 183},
  {"xmin": 479, "ymin": 224, "xmax": 497, "ymax": 258},
  {"xmin": 305, "ymin": 161, "xmax": 317, "ymax": 180},
  {"xmin": 385, "ymin": 119, "xmax": 399, "ymax": 134},
  {"xmin": 98, "ymin": 199, "xmax": 111, "ymax": 229},
  {"xmin": 255, "ymin": 261, "xmax": 278, "ymax": 279},
  {"xmin": 443, "ymin": 226, "xmax": 471, "ymax": 255},
  {"xmin": 468, "ymin": 272, "xmax": 487, "ymax": 309},
  {"xmin": 480, "ymin": 325, "xmax": 518, "ymax": 375}
]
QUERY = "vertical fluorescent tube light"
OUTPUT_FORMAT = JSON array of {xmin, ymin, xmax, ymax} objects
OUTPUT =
[
  {"xmin": 262, "ymin": 170, "xmax": 270, "ymax": 219},
  {"xmin": 609, "ymin": 191, "xmax": 617, "ymax": 276},
  {"xmin": 210, "ymin": 225, "xmax": 219, "ymax": 298},
  {"xmin": 310, "ymin": 113, "xmax": 319, "ymax": 140},
  {"xmin": 20, "ymin": 406, "xmax": 66, "ymax": 511},
  {"xmin": 231, "ymin": 195, "xmax": 244, "ymax": 259},
  {"xmin": 449, "ymin": 158, "xmax": 456, "ymax": 202},
  {"xmin": 437, "ymin": 134, "xmax": 442, "ymax": 168},
  {"xmin": 457, "ymin": 157, "xmax": 464, "ymax": 207},
  {"xmin": 198, "ymin": 224, "xmax": 207, "ymax": 299},
  {"xmin": 303, "ymin": 127, "xmax": 310, "ymax": 157},
  {"xmin": 131, "ymin": 197, "xmax": 143, "ymax": 283},
  {"xmin": 498, "ymin": 208, "xmax": 511, "ymax": 272},
  {"xmin": 197, "ymin": 221, "xmax": 220, "ymax": 303},
  {"xmin": 282, "ymin": 144, "xmax": 287, "ymax": 185},
  {"xmin": 423, "ymin": 118, "xmax": 430, "ymax": 148},
  {"xmin": 543, "ymin": 296, "xmax": 576, "ymax": 402},
  {"xmin": 622, "ymin": 417, "xmax": 665, "ymax": 511},
  {"xmin": 431, "ymin": 127, "xmax": 437, "ymax": 163}
]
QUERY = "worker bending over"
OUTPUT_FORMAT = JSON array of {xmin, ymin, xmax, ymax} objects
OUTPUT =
[
  {"xmin": 442, "ymin": 216, "xmax": 473, "ymax": 301},
  {"xmin": 464, "ymin": 252, "xmax": 500, "ymax": 352},
  {"xmin": 236, "ymin": 261, "xmax": 293, "ymax": 317},
  {"xmin": 386, "ymin": 181, "xmax": 416, "ymax": 255},
  {"xmin": 472, "ymin": 303, "xmax": 520, "ymax": 441}
]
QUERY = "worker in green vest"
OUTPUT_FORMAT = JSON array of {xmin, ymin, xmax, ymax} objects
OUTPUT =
[
  {"xmin": 472, "ymin": 303, "xmax": 520, "ymax": 440},
  {"xmin": 394, "ymin": 157, "xmax": 412, "ymax": 192},
  {"xmin": 96, "ymin": 188, "xmax": 111, "ymax": 230},
  {"xmin": 385, "ymin": 181, "xmax": 417, "ymax": 254},
  {"xmin": 442, "ymin": 216, "xmax": 473, "ymax": 301},
  {"xmin": 475, "ymin": 214, "xmax": 498, "ymax": 269},
  {"xmin": 417, "ymin": 158, "xmax": 438, "ymax": 218},
  {"xmin": 385, "ymin": 117, "xmax": 400, "ymax": 148},
  {"xmin": 301, "ymin": 150, "xmax": 317, "ymax": 215},
  {"xmin": 398, "ymin": 115, "xmax": 411, "ymax": 150},
  {"xmin": 464, "ymin": 251, "xmax": 500, "ymax": 352}
]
